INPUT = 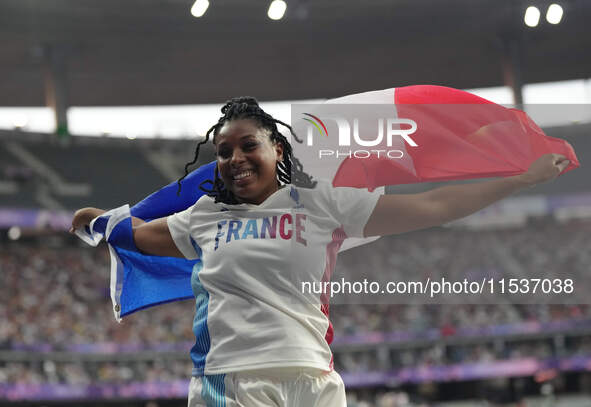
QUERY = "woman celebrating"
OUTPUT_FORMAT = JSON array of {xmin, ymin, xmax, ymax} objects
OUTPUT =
[{"xmin": 71, "ymin": 97, "xmax": 569, "ymax": 406}]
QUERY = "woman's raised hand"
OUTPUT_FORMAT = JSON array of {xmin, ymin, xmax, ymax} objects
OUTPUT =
[
  {"xmin": 518, "ymin": 154, "xmax": 570, "ymax": 187},
  {"xmin": 70, "ymin": 207, "xmax": 106, "ymax": 233}
]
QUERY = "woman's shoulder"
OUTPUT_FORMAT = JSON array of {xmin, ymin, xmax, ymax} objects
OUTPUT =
[
  {"xmin": 188, "ymin": 194, "xmax": 221, "ymax": 213},
  {"xmin": 294, "ymin": 179, "xmax": 342, "ymax": 196},
  {"xmin": 290, "ymin": 179, "xmax": 334, "ymax": 206},
  {"xmin": 293, "ymin": 179, "xmax": 332, "ymax": 193}
]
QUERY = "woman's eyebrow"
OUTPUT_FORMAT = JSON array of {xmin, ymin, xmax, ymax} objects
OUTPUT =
[{"xmin": 216, "ymin": 134, "xmax": 257, "ymax": 147}]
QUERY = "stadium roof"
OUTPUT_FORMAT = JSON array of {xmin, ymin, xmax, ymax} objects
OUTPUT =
[{"xmin": 1, "ymin": 0, "xmax": 590, "ymax": 107}]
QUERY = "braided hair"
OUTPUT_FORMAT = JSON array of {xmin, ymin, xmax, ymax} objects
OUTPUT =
[{"xmin": 177, "ymin": 96, "xmax": 316, "ymax": 204}]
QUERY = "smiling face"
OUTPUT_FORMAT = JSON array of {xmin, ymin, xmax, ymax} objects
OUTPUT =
[{"xmin": 214, "ymin": 119, "xmax": 284, "ymax": 205}]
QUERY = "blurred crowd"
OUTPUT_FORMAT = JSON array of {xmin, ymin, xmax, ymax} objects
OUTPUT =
[
  {"xmin": 0, "ymin": 359, "xmax": 190, "ymax": 385},
  {"xmin": 332, "ymin": 216, "xmax": 591, "ymax": 336},
  {"xmin": 333, "ymin": 337, "xmax": 591, "ymax": 374},
  {"xmin": 4, "ymin": 336, "xmax": 591, "ymax": 385},
  {"xmin": 0, "ymin": 244, "xmax": 195, "ymax": 349},
  {"xmin": 2, "ymin": 216, "xmax": 591, "ymax": 386}
]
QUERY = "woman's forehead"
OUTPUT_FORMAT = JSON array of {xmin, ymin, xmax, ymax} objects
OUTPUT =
[{"xmin": 215, "ymin": 119, "xmax": 270, "ymax": 143}]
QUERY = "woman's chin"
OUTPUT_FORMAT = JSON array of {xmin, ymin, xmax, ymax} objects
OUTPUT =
[{"xmin": 231, "ymin": 184, "xmax": 257, "ymax": 202}]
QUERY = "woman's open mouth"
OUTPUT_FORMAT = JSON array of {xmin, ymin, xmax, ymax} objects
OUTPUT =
[{"xmin": 233, "ymin": 170, "xmax": 254, "ymax": 185}]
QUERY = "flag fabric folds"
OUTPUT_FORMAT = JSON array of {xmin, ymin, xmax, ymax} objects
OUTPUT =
[
  {"xmin": 76, "ymin": 85, "xmax": 579, "ymax": 321},
  {"xmin": 330, "ymin": 86, "xmax": 579, "ymax": 189},
  {"xmin": 76, "ymin": 163, "xmax": 216, "ymax": 321}
]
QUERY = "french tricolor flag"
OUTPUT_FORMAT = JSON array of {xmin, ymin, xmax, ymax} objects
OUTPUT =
[
  {"xmin": 76, "ymin": 85, "xmax": 578, "ymax": 321},
  {"xmin": 295, "ymin": 85, "xmax": 578, "ymax": 189}
]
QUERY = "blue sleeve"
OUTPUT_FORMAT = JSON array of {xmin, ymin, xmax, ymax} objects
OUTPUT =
[{"xmin": 130, "ymin": 161, "xmax": 216, "ymax": 221}]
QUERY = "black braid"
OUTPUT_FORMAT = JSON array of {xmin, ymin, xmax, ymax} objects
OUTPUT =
[{"xmin": 177, "ymin": 96, "xmax": 316, "ymax": 204}]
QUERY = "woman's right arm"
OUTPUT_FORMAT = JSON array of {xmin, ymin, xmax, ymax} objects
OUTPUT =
[
  {"xmin": 363, "ymin": 154, "xmax": 569, "ymax": 237},
  {"xmin": 132, "ymin": 218, "xmax": 184, "ymax": 258},
  {"xmin": 70, "ymin": 207, "xmax": 184, "ymax": 258}
]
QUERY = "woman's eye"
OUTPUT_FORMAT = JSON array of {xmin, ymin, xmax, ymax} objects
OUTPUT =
[{"xmin": 216, "ymin": 142, "xmax": 257, "ymax": 158}]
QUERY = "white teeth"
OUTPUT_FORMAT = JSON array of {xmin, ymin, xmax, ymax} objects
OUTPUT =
[{"xmin": 234, "ymin": 170, "xmax": 252, "ymax": 180}]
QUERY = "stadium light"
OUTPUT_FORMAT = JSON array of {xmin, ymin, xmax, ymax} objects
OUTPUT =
[
  {"xmin": 268, "ymin": 0, "xmax": 287, "ymax": 20},
  {"xmin": 524, "ymin": 6, "xmax": 541, "ymax": 27},
  {"xmin": 546, "ymin": 4, "xmax": 563, "ymax": 24},
  {"xmin": 190, "ymin": 0, "xmax": 209, "ymax": 18}
]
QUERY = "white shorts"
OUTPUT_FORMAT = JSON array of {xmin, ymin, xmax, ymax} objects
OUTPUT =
[{"xmin": 187, "ymin": 367, "xmax": 346, "ymax": 407}]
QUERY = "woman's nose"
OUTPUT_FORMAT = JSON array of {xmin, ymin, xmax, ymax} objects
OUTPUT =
[{"xmin": 231, "ymin": 148, "xmax": 246, "ymax": 164}]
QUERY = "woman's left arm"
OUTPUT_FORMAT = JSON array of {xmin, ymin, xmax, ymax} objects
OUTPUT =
[{"xmin": 363, "ymin": 154, "xmax": 570, "ymax": 237}]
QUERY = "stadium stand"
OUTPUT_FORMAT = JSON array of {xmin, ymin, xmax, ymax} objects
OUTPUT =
[
  {"xmin": 0, "ymin": 130, "xmax": 215, "ymax": 210},
  {"xmin": 1, "ymin": 124, "xmax": 589, "ymax": 405},
  {"xmin": 2, "ymin": 215, "xmax": 591, "ymax": 404},
  {"xmin": 0, "ymin": 123, "xmax": 589, "ymax": 210}
]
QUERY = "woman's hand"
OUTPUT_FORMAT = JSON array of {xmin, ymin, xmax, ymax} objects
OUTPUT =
[
  {"xmin": 517, "ymin": 154, "xmax": 570, "ymax": 187},
  {"xmin": 70, "ymin": 207, "xmax": 106, "ymax": 233},
  {"xmin": 69, "ymin": 207, "xmax": 183, "ymax": 258}
]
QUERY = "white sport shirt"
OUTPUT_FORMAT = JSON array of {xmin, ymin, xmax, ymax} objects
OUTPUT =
[{"xmin": 167, "ymin": 181, "xmax": 380, "ymax": 376}]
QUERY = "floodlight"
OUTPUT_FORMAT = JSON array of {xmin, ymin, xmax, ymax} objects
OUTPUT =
[
  {"xmin": 524, "ymin": 6, "xmax": 541, "ymax": 27},
  {"xmin": 268, "ymin": 0, "xmax": 287, "ymax": 20},
  {"xmin": 191, "ymin": 0, "xmax": 209, "ymax": 18},
  {"xmin": 546, "ymin": 4, "xmax": 563, "ymax": 24}
]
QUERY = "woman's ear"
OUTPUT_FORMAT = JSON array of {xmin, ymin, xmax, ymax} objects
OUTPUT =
[{"xmin": 275, "ymin": 141, "xmax": 284, "ymax": 162}]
